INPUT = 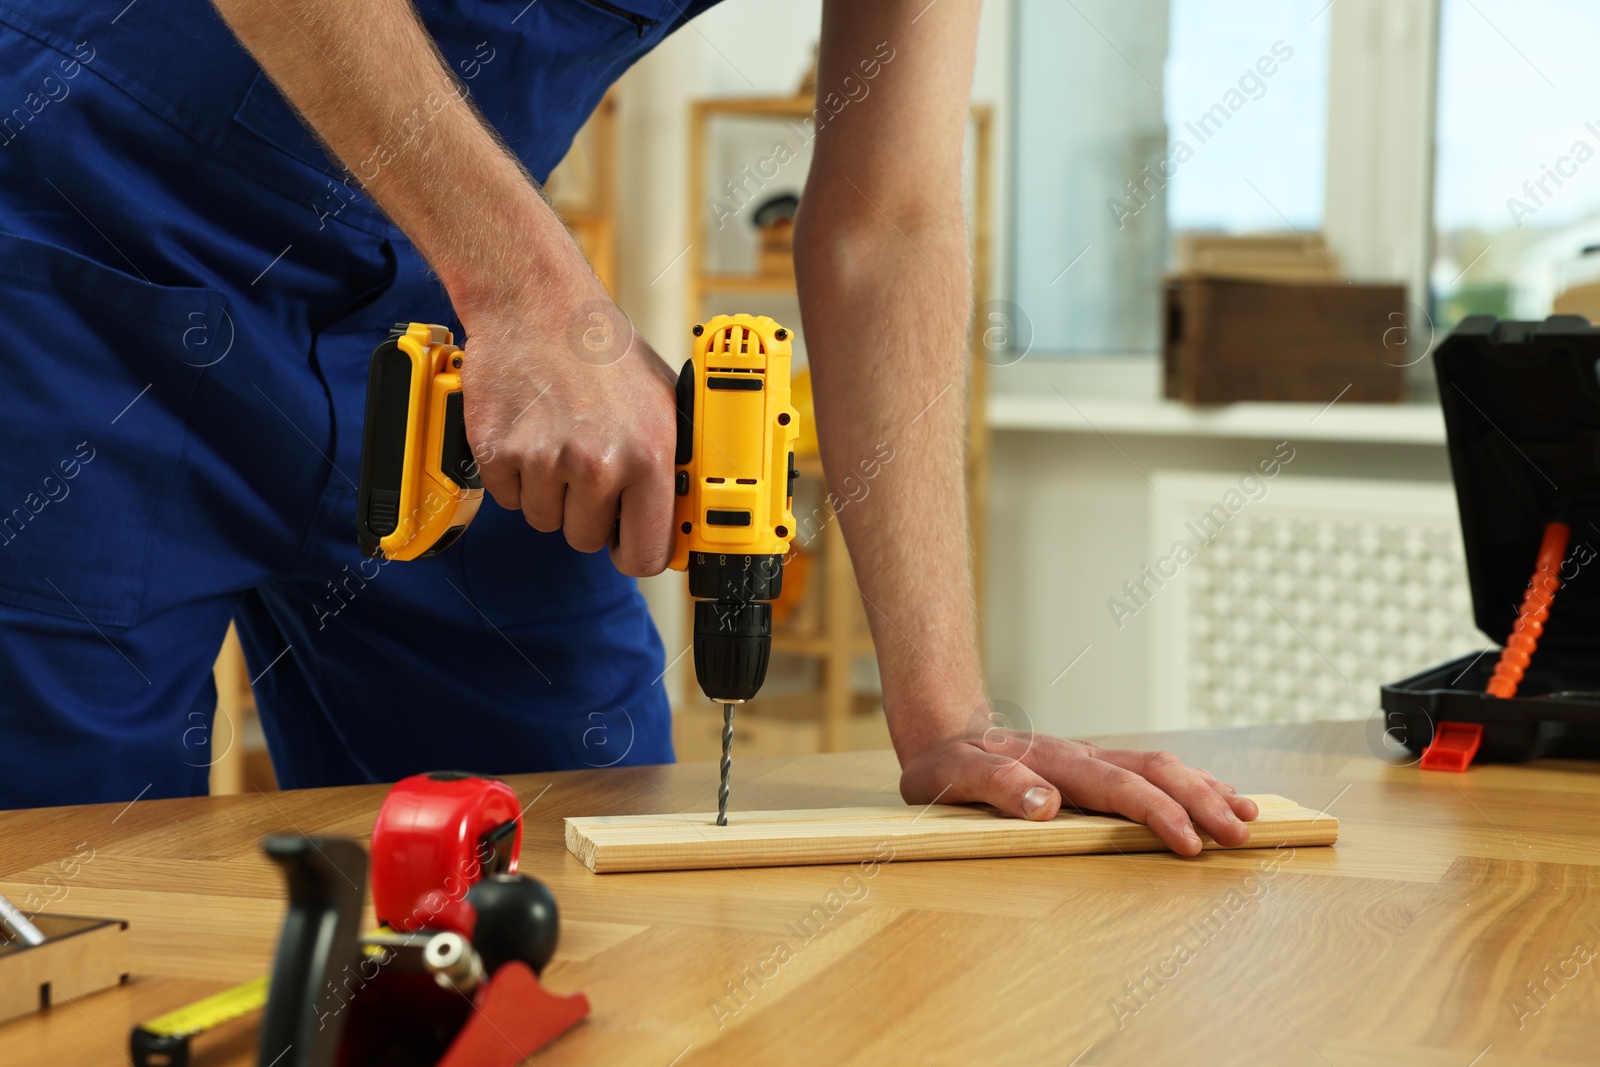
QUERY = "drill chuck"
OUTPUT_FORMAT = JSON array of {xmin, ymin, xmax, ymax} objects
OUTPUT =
[
  {"xmin": 689, "ymin": 552, "xmax": 783, "ymax": 703},
  {"xmin": 693, "ymin": 599, "xmax": 773, "ymax": 703}
]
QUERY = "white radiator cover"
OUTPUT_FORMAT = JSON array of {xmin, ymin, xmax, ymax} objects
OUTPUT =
[{"xmin": 1147, "ymin": 473, "xmax": 1486, "ymax": 730}]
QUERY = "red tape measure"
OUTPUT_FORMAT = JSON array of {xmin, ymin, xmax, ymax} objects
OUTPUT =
[{"xmin": 370, "ymin": 771, "xmax": 522, "ymax": 932}]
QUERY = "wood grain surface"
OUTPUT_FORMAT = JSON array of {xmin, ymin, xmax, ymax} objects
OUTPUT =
[
  {"xmin": 2, "ymin": 720, "xmax": 1598, "ymax": 1066},
  {"xmin": 566, "ymin": 794, "xmax": 1338, "ymax": 873}
]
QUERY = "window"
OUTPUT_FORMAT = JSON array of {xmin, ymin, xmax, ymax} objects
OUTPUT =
[
  {"xmin": 1164, "ymin": 1, "xmax": 1329, "ymax": 236},
  {"xmin": 1431, "ymin": 0, "xmax": 1600, "ymax": 329},
  {"xmin": 1011, "ymin": 0, "xmax": 1333, "ymax": 356}
]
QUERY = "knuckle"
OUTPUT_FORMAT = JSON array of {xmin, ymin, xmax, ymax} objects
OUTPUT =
[
  {"xmin": 568, "ymin": 446, "xmax": 618, "ymax": 485},
  {"xmin": 640, "ymin": 544, "xmax": 672, "ymax": 574},
  {"xmin": 643, "ymin": 445, "xmax": 675, "ymax": 481},
  {"xmin": 1103, "ymin": 766, "xmax": 1144, "ymax": 792},
  {"xmin": 512, "ymin": 441, "xmax": 559, "ymax": 480},
  {"xmin": 619, "ymin": 550, "xmax": 668, "ymax": 579},
  {"xmin": 982, "ymin": 758, "xmax": 1029, "ymax": 796},
  {"xmin": 566, "ymin": 530, "xmax": 605, "ymax": 554},
  {"xmin": 523, "ymin": 507, "xmax": 559, "ymax": 533},
  {"xmin": 1045, "ymin": 733, "xmax": 1081, "ymax": 754},
  {"xmin": 626, "ymin": 425, "xmax": 674, "ymax": 475}
]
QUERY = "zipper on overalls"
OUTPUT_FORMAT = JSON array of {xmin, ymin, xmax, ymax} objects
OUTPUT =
[{"xmin": 577, "ymin": 0, "xmax": 660, "ymax": 38}]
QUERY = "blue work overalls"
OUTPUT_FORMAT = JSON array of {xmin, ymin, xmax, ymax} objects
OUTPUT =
[{"xmin": 0, "ymin": 0, "xmax": 719, "ymax": 808}]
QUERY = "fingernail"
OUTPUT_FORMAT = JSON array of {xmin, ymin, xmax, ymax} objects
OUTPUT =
[
  {"xmin": 1022, "ymin": 786, "xmax": 1051, "ymax": 817},
  {"xmin": 1184, "ymin": 826, "xmax": 1202, "ymax": 850}
]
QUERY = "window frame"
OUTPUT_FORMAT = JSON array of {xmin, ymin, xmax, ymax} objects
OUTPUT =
[{"xmin": 1322, "ymin": 0, "xmax": 1440, "ymax": 340}]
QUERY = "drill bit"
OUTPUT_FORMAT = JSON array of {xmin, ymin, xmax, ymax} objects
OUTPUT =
[{"xmin": 717, "ymin": 701, "xmax": 735, "ymax": 826}]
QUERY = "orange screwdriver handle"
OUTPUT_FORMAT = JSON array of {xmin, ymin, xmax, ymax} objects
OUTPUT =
[{"xmin": 1486, "ymin": 521, "xmax": 1570, "ymax": 699}]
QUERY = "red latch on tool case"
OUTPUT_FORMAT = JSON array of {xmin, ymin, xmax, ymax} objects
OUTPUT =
[{"xmin": 1419, "ymin": 721, "xmax": 1484, "ymax": 772}]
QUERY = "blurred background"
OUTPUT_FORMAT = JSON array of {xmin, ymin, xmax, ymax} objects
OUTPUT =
[{"xmin": 214, "ymin": 0, "xmax": 1600, "ymax": 789}]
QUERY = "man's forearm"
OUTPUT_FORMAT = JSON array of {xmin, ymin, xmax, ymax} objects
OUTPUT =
[
  {"xmin": 794, "ymin": 216, "xmax": 981, "ymax": 756},
  {"xmin": 795, "ymin": 0, "xmax": 985, "ymax": 760},
  {"xmin": 213, "ymin": 0, "xmax": 681, "ymax": 579},
  {"xmin": 208, "ymin": 0, "xmax": 587, "ymax": 315}
]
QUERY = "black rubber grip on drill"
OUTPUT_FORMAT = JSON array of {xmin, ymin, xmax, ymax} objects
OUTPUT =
[
  {"xmin": 693, "ymin": 600, "xmax": 772, "ymax": 703},
  {"xmin": 674, "ymin": 358, "xmax": 695, "ymax": 466},
  {"xmin": 440, "ymin": 391, "xmax": 482, "ymax": 491},
  {"xmin": 357, "ymin": 338, "xmax": 412, "ymax": 558}
]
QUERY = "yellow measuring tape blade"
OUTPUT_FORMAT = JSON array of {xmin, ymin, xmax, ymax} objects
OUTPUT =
[{"xmin": 138, "ymin": 975, "xmax": 270, "ymax": 1038}]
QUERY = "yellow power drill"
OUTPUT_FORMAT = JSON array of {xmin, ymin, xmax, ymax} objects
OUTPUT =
[{"xmin": 356, "ymin": 316, "xmax": 799, "ymax": 825}]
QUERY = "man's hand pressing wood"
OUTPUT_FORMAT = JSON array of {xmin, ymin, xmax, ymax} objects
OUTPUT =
[{"xmin": 899, "ymin": 732, "xmax": 1259, "ymax": 856}]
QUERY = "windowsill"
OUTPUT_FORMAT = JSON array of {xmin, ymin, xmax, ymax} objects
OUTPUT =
[{"xmin": 985, "ymin": 355, "xmax": 1445, "ymax": 446}]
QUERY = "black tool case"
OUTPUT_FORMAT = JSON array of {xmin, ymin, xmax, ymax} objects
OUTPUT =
[{"xmin": 1381, "ymin": 315, "xmax": 1600, "ymax": 762}]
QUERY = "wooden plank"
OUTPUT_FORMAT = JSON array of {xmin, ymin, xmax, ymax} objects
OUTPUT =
[{"xmin": 564, "ymin": 793, "xmax": 1337, "ymax": 874}]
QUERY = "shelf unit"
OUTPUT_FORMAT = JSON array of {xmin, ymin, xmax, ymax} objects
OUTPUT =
[{"xmin": 684, "ymin": 94, "xmax": 993, "ymax": 752}]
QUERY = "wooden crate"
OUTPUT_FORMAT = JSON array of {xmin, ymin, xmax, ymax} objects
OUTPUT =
[
  {"xmin": 1173, "ymin": 232, "xmax": 1342, "ymax": 284},
  {"xmin": 1164, "ymin": 275, "xmax": 1407, "ymax": 405}
]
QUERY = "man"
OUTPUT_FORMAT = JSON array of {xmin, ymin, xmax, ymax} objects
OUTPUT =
[{"xmin": 0, "ymin": 0, "xmax": 1254, "ymax": 855}]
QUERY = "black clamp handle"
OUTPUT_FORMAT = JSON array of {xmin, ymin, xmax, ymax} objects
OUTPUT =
[{"xmin": 256, "ymin": 835, "xmax": 368, "ymax": 1067}]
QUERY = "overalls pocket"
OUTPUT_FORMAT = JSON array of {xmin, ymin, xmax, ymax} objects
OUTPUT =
[{"xmin": 0, "ymin": 231, "xmax": 225, "ymax": 627}]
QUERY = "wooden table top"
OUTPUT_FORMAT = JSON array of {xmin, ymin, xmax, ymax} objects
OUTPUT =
[{"xmin": 3, "ymin": 719, "xmax": 1598, "ymax": 1066}]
